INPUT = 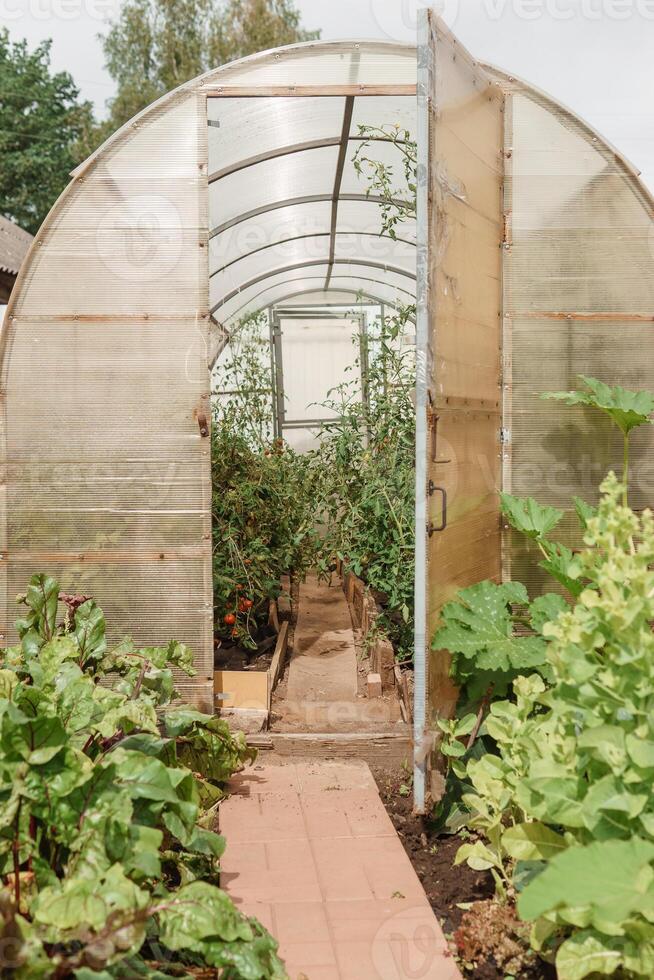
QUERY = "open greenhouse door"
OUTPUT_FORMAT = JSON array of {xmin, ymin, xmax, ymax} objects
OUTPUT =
[{"xmin": 414, "ymin": 13, "xmax": 505, "ymax": 811}]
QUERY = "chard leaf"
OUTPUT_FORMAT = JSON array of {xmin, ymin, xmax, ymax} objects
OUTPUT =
[
  {"xmin": 158, "ymin": 881, "xmax": 253, "ymax": 949},
  {"xmin": 555, "ymin": 930, "xmax": 624, "ymax": 980},
  {"xmin": 24, "ymin": 574, "xmax": 59, "ymax": 643},
  {"xmin": 73, "ymin": 600, "xmax": 107, "ymax": 667}
]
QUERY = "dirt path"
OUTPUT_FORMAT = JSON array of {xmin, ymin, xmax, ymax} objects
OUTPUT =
[
  {"xmin": 286, "ymin": 574, "xmax": 358, "ymax": 704},
  {"xmin": 271, "ymin": 574, "xmax": 403, "ymax": 733}
]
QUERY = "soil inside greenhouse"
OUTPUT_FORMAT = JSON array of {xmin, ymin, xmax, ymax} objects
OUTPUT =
[
  {"xmin": 214, "ymin": 623, "xmax": 278, "ymax": 672},
  {"xmin": 371, "ymin": 766, "xmax": 556, "ymax": 980}
]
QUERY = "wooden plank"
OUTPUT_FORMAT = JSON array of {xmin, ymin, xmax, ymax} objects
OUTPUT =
[
  {"xmin": 513, "ymin": 311, "xmax": 654, "ymax": 322},
  {"xmin": 269, "ymin": 621, "xmax": 290, "ymax": 695},
  {"xmin": 248, "ymin": 731, "xmax": 413, "ymax": 768},
  {"xmin": 204, "ymin": 85, "xmax": 417, "ymax": 97},
  {"xmin": 6, "ymin": 548, "xmax": 205, "ymax": 563},
  {"xmin": 268, "ymin": 599, "xmax": 280, "ymax": 634}
]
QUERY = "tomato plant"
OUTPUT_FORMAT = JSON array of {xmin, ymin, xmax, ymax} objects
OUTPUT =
[
  {"xmin": 212, "ymin": 317, "xmax": 320, "ymax": 649},
  {"xmin": 310, "ymin": 304, "xmax": 416, "ymax": 658}
]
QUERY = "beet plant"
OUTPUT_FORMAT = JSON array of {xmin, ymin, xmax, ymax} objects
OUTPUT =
[{"xmin": 0, "ymin": 575, "xmax": 286, "ymax": 979}]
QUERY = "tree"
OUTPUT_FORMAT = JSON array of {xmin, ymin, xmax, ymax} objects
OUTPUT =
[
  {"xmin": 0, "ymin": 30, "xmax": 95, "ymax": 235},
  {"xmin": 100, "ymin": 0, "xmax": 320, "ymax": 132}
]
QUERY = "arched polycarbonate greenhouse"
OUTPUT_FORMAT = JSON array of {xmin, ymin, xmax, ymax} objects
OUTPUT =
[{"xmin": 3, "ymin": 12, "xmax": 653, "ymax": 811}]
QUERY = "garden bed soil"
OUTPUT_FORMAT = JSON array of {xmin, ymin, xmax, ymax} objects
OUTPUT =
[{"xmin": 371, "ymin": 766, "xmax": 556, "ymax": 980}]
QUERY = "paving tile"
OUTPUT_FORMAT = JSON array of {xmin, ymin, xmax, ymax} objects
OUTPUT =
[
  {"xmin": 221, "ymin": 865, "xmax": 322, "ymax": 904},
  {"xmin": 284, "ymin": 967, "xmax": 340, "ymax": 980},
  {"xmin": 300, "ymin": 789, "xmax": 396, "ymax": 839},
  {"xmin": 228, "ymin": 898, "xmax": 275, "ymax": 934},
  {"xmin": 220, "ymin": 839, "xmax": 267, "ymax": 873},
  {"xmin": 232, "ymin": 763, "xmax": 301, "ymax": 797},
  {"xmin": 265, "ymin": 837, "xmax": 316, "ymax": 870},
  {"xmin": 281, "ymin": 940, "xmax": 337, "ymax": 968},
  {"xmin": 219, "ymin": 791, "xmax": 305, "ymax": 842},
  {"xmin": 272, "ymin": 901, "xmax": 331, "ymax": 946},
  {"xmin": 325, "ymin": 899, "xmax": 433, "ymax": 943},
  {"xmin": 296, "ymin": 760, "xmax": 376, "ymax": 793}
]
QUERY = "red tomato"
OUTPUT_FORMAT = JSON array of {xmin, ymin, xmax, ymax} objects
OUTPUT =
[{"xmin": 224, "ymin": 613, "xmax": 236, "ymax": 626}]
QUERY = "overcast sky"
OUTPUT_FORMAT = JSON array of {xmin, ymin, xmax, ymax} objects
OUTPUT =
[{"xmin": 2, "ymin": 0, "xmax": 653, "ymax": 189}]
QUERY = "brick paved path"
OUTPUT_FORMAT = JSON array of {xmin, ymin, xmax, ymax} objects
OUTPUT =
[{"xmin": 220, "ymin": 759, "xmax": 461, "ymax": 980}]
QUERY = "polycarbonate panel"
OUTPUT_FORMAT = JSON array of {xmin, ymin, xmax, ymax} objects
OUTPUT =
[
  {"xmin": 211, "ymin": 144, "xmax": 339, "ymax": 229},
  {"xmin": 1, "ymin": 90, "xmax": 213, "ymax": 709},
  {"xmin": 425, "ymin": 19, "xmax": 504, "ymax": 717},
  {"xmin": 340, "ymin": 137, "xmax": 412, "ymax": 196},
  {"xmin": 504, "ymin": 93, "xmax": 654, "ymax": 315},
  {"xmin": 216, "ymin": 265, "xmax": 416, "ymax": 322},
  {"xmin": 349, "ymin": 94, "xmax": 417, "ymax": 141},
  {"xmin": 336, "ymin": 196, "xmax": 417, "ymax": 244},
  {"xmin": 220, "ymin": 278, "xmax": 412, "ymax": 327},
  {"xmin": 502, "ymin": 82, "xmax": 654, "ymax": 594},
  {"xmin": 213, "ymin": 236, "xmax": 331, "ymax": 304},
  {"xmin": 198, "ymin": 42, "xmax": 416, "ymax": 88},
  {"xmin": 211, "ymin": 200, "xmax": 331, "ymax": 267},
  {"xmin": 333, "ymin": 234, "xmax": 415, "ymax": 271},
  {"xmin": 208, "ymin": 96, "xmax": 345, "ymax": 175}
]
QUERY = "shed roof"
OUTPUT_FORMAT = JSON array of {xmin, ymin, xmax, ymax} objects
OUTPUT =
[{"xmin": 0, "ymin": 215, "xmax": 33, "ymax": 278}]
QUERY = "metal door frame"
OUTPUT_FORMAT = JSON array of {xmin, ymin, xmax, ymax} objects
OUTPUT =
[{"xmin": 269, "ymin": 304, "xmax": 372, "ymax": 440}]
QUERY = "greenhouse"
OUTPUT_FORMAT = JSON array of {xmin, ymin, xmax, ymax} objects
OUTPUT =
[{"xmin": 2, "ymin": 7, "xmax": 654, "ymax": 831}]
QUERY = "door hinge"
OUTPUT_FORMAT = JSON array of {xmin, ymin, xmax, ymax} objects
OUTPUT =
[{"xmin": 197, "ymin": 412, "xmax": 209, "ymax": 438}]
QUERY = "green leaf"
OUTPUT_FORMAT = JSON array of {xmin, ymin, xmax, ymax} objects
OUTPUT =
[
  {"xmin": 455, "ymin": 840, "xmax": 501, "ymax": 872},
  {"xmin": 37, "ymin": 636, "xmax": 79, "ymax": 684},
  {"xmin": 500, "ymin": 493, "xmax": 563, "ymax": 540},
  {"xmin": 24, "ymin": 573, "xmax": 59, "ymax": 642},
  {"xmin": 539, "ymin": 540, "xmax": 584, "ymax": 597},
  {"xmin": 0, "ymin": 669, "xmax": 17, "ymax": 701},
  {"xmin": 7, "ymin": 714, "xmax": 67, "ymax": 765},
  {"xmin": 33, "ymin": 877, "xmax": 107, "ymax": 930},
  {"xmin": 158, "ymin": 881, "xmax": 253, "ymax": 949},
  {"xmin": 573, "ymin": 496, "xmax": 598, "ymax": 531},
  {"xmin": 529, "ymin": 594, "xmax": 568, "ymax": 634},
  {"xmin": 626, "ymin": 733, "xmax": 654, "ymax": 769},
  {"xmin": 73, "ymin": 600, "xmax": 107, "ymax": 667},
  {"xmin": 544, "ymin": 376, "xmax": 654, "ymax": 436},
  {"xmin": 502, "ymin": 822, "xmax": 567, "ymax": 861},
  {"xmin": 556, "ymin": 930, "xmax": 624, "ymax": 980},
  {"xmin": 433, "ymin": 580, "xmax": 547, "ymax": 674},
  {"xmin": 518, "ymin": 838, "xmax": 654, "ymax": 927}
]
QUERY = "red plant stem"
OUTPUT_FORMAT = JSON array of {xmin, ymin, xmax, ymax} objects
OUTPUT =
[
  {"xmin": 466, "ymin": 684, "xmax": 494, "ymax": 751},
  {"xmin": 13, "ymin": 803, "xmax": 21, "ymax": 909},
  {"xmin": 28, "ymin": 814, "xmax": 36, "ymax": 871}
]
